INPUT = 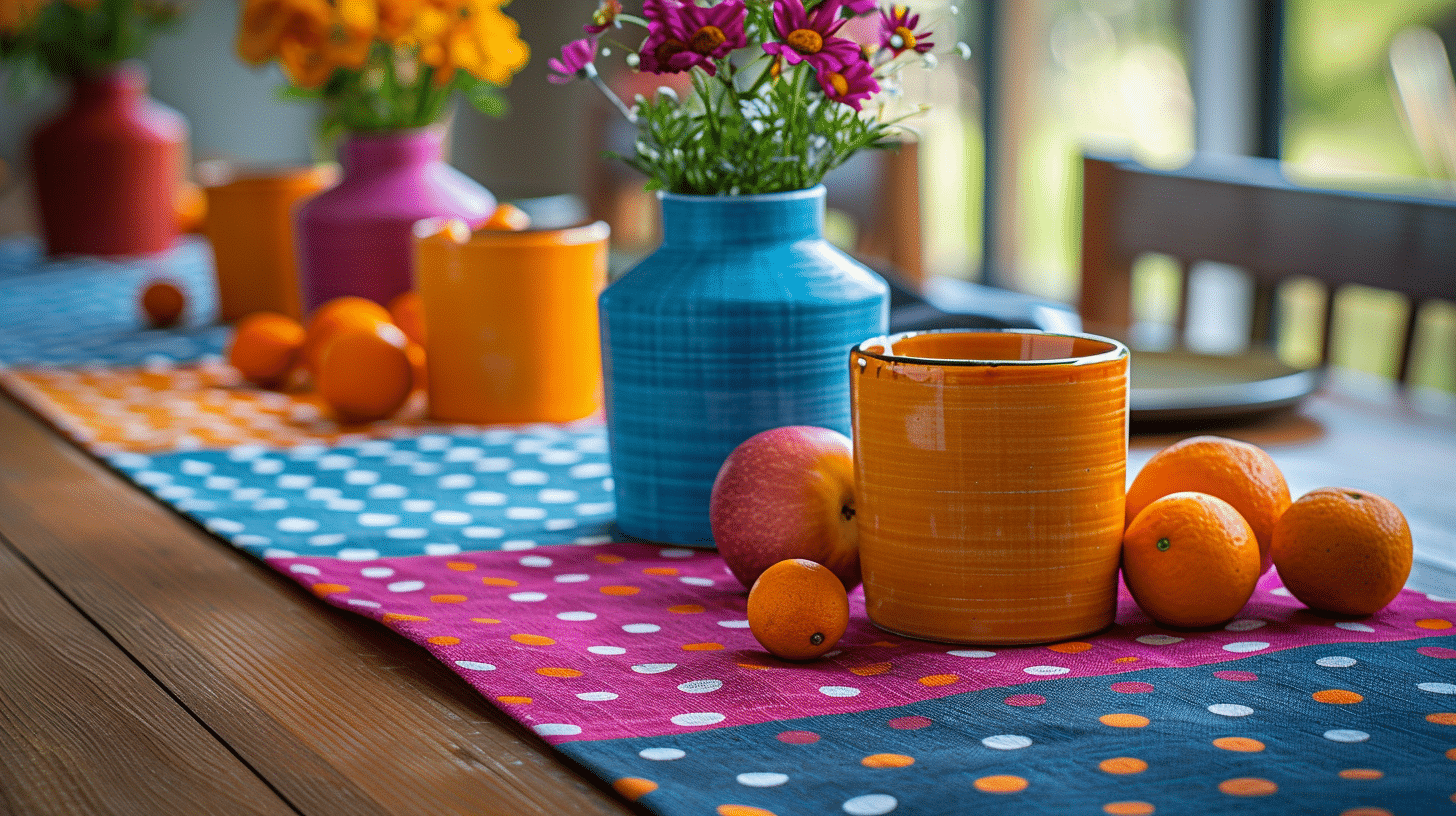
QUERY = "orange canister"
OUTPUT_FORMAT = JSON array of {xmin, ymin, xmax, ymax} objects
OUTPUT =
[
  {"xmin": 200, "ymin": 161, "xmax": 335, "ymax": 322},
  {"xmin": 413, "ymin": 218, "xmax": 610, "ymax": 424},
  {"xmin": 850, "ymin": 329, "xmax": 1129, "ymax": 644}
]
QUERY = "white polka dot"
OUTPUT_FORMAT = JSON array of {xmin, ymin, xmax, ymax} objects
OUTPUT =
[
  {"xmin": 508, "ymin": 469, "xmax": 551, "ymax": 486},
  {"xmin": 639, "ymin": 748, "xmax": 685, "ymax": 761},
  {"xmin": 623, "ymin": 623, "xmax": 661, "ymax": 634},
  {"xmin": 465, "ymin": 491, "xmax": 508, "ymax": 506},
  {"xmin": 506, "ymin": 507, "xmax": 548, "ymax": 520},
  {"xmin": 1317, "ymin": 656, "xmax": 1358, "ymax": 668},
  {"xmin": 438, "ymin": 474, "xmax": 476, "ymax": 490},
  {"xmin": 502, "ymin": 540, "xmax": 538, "ymax": 550},
  {"xmin": 633, "ymin": 663, "xmax": 678, "ymax": 674},
  {"xmin": 544, "ymin": 518, "xmax": 579, "ymax": 531},
  {"xmin": 358, "ymin": 513, "xmax": 399, "ymax": 527},
  {"xmin": 277, "ymin": 517, "xmax": 319, "ymax": 533},
  {"xmin": 309, "ymin": 533, "xmax": 347, "ymax": 547},
  {"xmin": 180, "ymin": 459, "xmax": 214, "ymax": 476},
  {"xmin": 327, "ymin": 498, "xmax": 366, "ymax": 513},
  {"xmin": 463, "ymin": 526, "xmax": 503, "ymax": 539},
  {"xmin": 263, "ymin": 547, "xmax": 298, "ymax": 559},
  {"xmin": 1269, "ymin": 586, "xmax": 1293, "ymax": 597},
  {"xmin": 343, "ymin": 469, "xmax": 379, "ymax": 484},
  {"xmin": 948, "ymin": 649, "xmax": 996, "ymax": 658},
  {"xmin": 575, "ymin": 502, "xmax": 616, "ymax": 516},
  {"xmin": 1137, "ymin": 634, "xmax": 1184, "ymax": 645},
  {"xmin": 156, "ymin": 485, "xmax": 196, "ymax": 500},
  {"xmin": 423, "ymin": 543, "xmax": 462, "ymax": 556},
  {"xmin": 289, "ymin": 564, "xmax": 321, "ymax": 576},
  {"xmin": 317, "ymin": 454, "xmax": 355, "ymax": 470},
  {"xmin": 509, "ymin": 591, "xmax": 547, "ymax": 602},
  {"xmin": 432, "ymin": 510, "xmax": 472, "ymax": 525},
  {"xmin": 573, "ymin": 535, "xmax": 613, "ymax": 545},
  {"xmin": 737, "ymin": 772, "xmax": 789, "ymax": 787},
  {"xmin": 570, "ymin": 462, "xmax": 611, "ymax": 479},
  {"xmin": 368, "ymin": 484, "xmax": 408, "ymax": 499},
  {"xmin": 820, "ymin": 686, "xmax": 861, "ymax": 697},
  {"xmin": 1419, "ymin": 682, "xmax": 1456, "ymax": 694},
  {"xmin": 206, "ymin": 518, "xmax": 245, "ymax": 535},
  {"xmin": 1323, "ymin": 729, "xmax": 1370, "ymax": 743},
  {"xmin": 717, "ymin": 620, "xmax": 751, "ymax": 628},
  {"xmin": 337, "ymin": 548, "xmax": 380, "ymax": 561},
  {"xmin": 455, "ymin": 660, "xmax": 496, "ymax": 671},
  {"xmin": 1023, "ymin": 665, "xmax": 1070, "ymax": 676},
  {"xmin": 385, "ymin": 528, "xmax": 428, "ymax": 539},
  {"xmin": 577, "ymin": 691, "xmax": 619, "ymax": 701},
  {"xmin": 1208, "ymin": 704, "xmax": 1254, "ymax": 717},
  {"xmin": 253, "ymin": 497, "xmax": 288, "ymax": 512},
  {"xmin": 843, "ymin": 793, "xmax": 898, "ymax": 815},
  {"xmin": 475, "ymin": 457, "xmax": 513, "ymax": 473},
  {"xmin": 387, "ymin": 580, "xmax": 425, "ymax": 593},
  {"xmin": 519, "ymin": 555, "xmax": 554, "ymax": 568},
  {"xmin": 982, "ymin": 734, "xmax": 1033, "ymax": 750},
  {"xmin": 659, "ymin": 548, "xmax": 695, "ymax": 558},
  {"xmin": 681, "ymin": 576, "xmax": 716, "ymax": 587},
  {"xmin": 1222, "ymin": 641, "xmax": 1270, "ymax": 653},
  {"xmin": 554, "ymin": 573, "xmax": 590, "ymax": 583},
  {"xmin": 207, "ymin": 476, "xmax": 240, "ymax": 491},
  {"xmin": 678, "ymin": 679, "xmax": 723, "ymax": 694},
  {"xmin": 360, "ymin": 567, "xmax": 394, "ymax": 578},
  {"xmin": 135, "ymin": 470, "xmax": 173, "ymax": 486},
  {"xmin": 401, "ymin": 499, "xmax": 436, "ymax": 513},
  {"xmin": 1336, "ymin": 621, "xmax": 1376, "ymax": 633},
  {"xmin": 588, "ymin": 646, "xmax": 626, "ymax": 655},
  {"xmin": 444, "ymin": 446, "xmax": 483, "ymax": 462},
  {"xmin": 344, "ymin": 598, "xmax": 379, "ymax": 608},
  {"xmin": 538, "ymin": 488, "xmax": 579, "ymax": 503},
  {"xmin": 1225, "ymin": 618, "xmax": 1267, "ymax": 631},
  {"xmin": 670, "ymin": 712, "xmax": 725, "ymax": 726},
  {"xmin": 232, "ymin": 488, "xmax": 266, "ymax": 501},
  {"xmin": 252, "ymin": 459, "xmax": 285, "ymax": 475},
  {"xmin": 557, "ymin": 611, "xmax": 597, "ymax": 621},
  {"xmin": 277, "ymin": 474, "xmax": 313, "ymax": 490},
  {"xmin": 533, "ymin": 723, "xmax": 582, "ymax": 736}
]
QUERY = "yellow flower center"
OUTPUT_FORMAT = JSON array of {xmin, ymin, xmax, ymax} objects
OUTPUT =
[
  {"xmin": 827, "ymin": 71, "xmax": 848, "ymax": 96},
  {"xmin": 894, "ymin": 26, "xmax": 916, "ymax": 50},
  {"xmin": 786, "ymin": 28, "xmax": 823, "ymax": 55},
  {"xmin": 655, "ymin": 37, "xmax": 688, "ymax": 63},
  {"xmin": 689, "ymin": 25, "xmax": 726, "ymax": 55}
]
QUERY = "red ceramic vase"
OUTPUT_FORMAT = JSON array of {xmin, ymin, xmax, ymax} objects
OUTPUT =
[
  {"xmin": 294, "ymin": 127, "xmax": 497, "ymax": 313},
  {"xmin": 29, "ymin": 62, "xmax": 187, "ymax": 258}
]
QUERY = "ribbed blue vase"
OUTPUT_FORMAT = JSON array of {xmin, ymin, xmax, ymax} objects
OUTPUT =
[{"xmin": 599, "ymin": 185, "xmax": 889, "ymax": 546}]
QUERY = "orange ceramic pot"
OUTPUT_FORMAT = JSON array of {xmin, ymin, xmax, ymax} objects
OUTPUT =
[
  {"xmin": 850, "ymin": 329, "xmax": 1129, "ymax": 645},
  {"xmin": 414, "ymin": 218, "xmax": 610, "ymax": 424},
  {"xmin": 200, "ymin": 162, "xmax": 335, "ymax": 322}
]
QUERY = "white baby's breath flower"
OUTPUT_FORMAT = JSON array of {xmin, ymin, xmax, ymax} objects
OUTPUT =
[
  {"xmin": 625, "ymin": 52, "xmax": 640, "ymax": 67},
  {"xmin": 955, "ymin": 42, "xmax": 973, "ymax": 60},
  {"xmin": 921, "ymin": 53, "xmax": 938, "ymax": 70},
  {"xmin": 657, "ymin": 86, "xmax": 679, "ymax": 102}
]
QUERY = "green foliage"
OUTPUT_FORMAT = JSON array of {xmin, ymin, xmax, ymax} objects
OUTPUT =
[{"xmin": 1, "ymin": 0, "xmax": 185, "ymax": 90}]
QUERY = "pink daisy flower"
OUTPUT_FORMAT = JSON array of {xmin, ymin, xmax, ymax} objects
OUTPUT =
[{"xmin": 638, "ymin": 0, "xmax": 748, "ymax": 76}]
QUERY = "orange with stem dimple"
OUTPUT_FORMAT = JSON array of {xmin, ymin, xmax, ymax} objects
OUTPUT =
[
  {"xmin": 301, "ymin": 295, "xmax": 393, "ymax": 375},
  {"xmin": 747, "ymin": 559, "xmax": 849, "ymax": 661},
  {"xmin": 1126, "ymin": 435, "xmax": 1290, "ymax": 575},
  {"xmin": 227, "ymin": 311, "xmax": 306, "ymax": 389},
  {"xmin": 1272, "ymin": 487, "xmax": 1412, "ymax": 616},
  {"xmin": 1122, "ymin": 491, "xmax": 1261, "ymax": 628},
  {"xmin": 315, "ymin": 322, "xmax": 414, "ymax": 422}
]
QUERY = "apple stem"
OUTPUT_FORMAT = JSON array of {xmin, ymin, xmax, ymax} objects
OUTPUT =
[{"xmin": 841, "ymin": 503, "xmax": 855, "ymax": 522}]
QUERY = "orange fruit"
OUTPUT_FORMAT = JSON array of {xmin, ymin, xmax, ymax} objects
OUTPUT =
[
  {"xmin": 228, "ymin": 311, "xmax": 306, "ymax": 389},
  {"xmin": 1271, "ymin": 487, "xmax": 1412, "ymax": 616},
  {"xmin": 388, "ymin": 290, "xmax": 426, "ymax": 346},
  {"xmin": 315, "ymin": 322, "xmax": 414, "ymax": 422},
  {"xmin": 746, "ymin": 558, "xmax": 849, "ymax": 661},
  {"xmin": 482, "ymin": 202, "xmax": 531, "ymax": 231},
  {"xmin": 1122, "ymin": 491, "xmax": 1261, "ymax": 628},
  {"xmin": 140, "ymin": 279, "xmax": 186, "ymax": 328},
  {"xmin": 1126, "ymin": 435, "xmax": 1290, "ymax": 575},
  {"xmin": 405, "ymin": 341, "xmax": 428, "ymax": 393},
  {"xmin": 301, "ymin": 296, "xmax": 392, "ymax": 374}
]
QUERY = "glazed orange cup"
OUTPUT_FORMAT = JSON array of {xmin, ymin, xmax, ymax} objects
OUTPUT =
[
  {"xmin": 413, "ymin": 218, "xmax": 610, "ymax": 424},
  {"xmin": 850, "ymin": 329, "xmax": 1129, "ymax": 645},
  {"xmin": 200, "ymin": 161, "xmax": 336, "ymax": 322}
]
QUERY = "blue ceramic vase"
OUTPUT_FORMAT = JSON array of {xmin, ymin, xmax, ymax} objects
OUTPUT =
[{"xmin": 599, "ymin": 185, "xmax": 889, "ymax": 546}]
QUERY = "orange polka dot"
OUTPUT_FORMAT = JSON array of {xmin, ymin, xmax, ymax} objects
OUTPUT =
[
  {"xmin": 1427, "ymin": 712, "xmax": 1456, "ymax": 725},
  {"xmin": 600, "ymin": 585, "xmax": 641, "ymax": 596},
  {"xmin": 446, "ymin": 561, "xmax": 476, "ymax": 571},
  {"xmin": 1338, "ymin": 769, "xmax": 1383, "ymax": 780},
  {"xmin": 683, "ymin": 642, "xmax": 725, "ymax": 651},
  {"xmin": 669, "ymin": 604, "xmax": 705, "ymax": 614},
  {"xmin": 511, "ymin": 634, "xmax": 556, "ymax": 646},
  {"xmin": 1447, "ymin": 747, "xmax": 1456, "ymax": 760},
  {"xmin": 1340, "ymin": 809, "xmax": 1392, "ymax": 816},
  {"xmin": 717, "ymin": 806, "xmax": 777, "ymax": 816},
  {"xmin": 311, "ymin": 583, "xmax": 349, "ymax": 596},
  {"xmin": 1213, "ymin": 737, "xmax": 1265, "ymax": 752},
  {"xmin": 482, "ymin": 577, "xmax": 519, "ymax": 587},
  {"xmin": 1218, "ymin": 778, "xmax": 1277, "ymax": 797},
  {"xmin": 1313, "ymin": 689, "xmax": 1364, "ymax": 704},
  {"xmin": 1103, "ymin": 802, "xmax": 1155, "ymax": 815},
  {"xmin": 919, "ymin": 674, "xmax": 960, "ymax": 687},
  {"xmin": 612, "ymin": 777, "xmax": 657, "ymax": 801},
  {"xmin": 471, "ymin": 617, "xmax": 501, "ymax": 625},
  {"xmin": 1115, "ymin": 656, "xmax": 1140, "ymax": 663},
  {"xmin": 1098, "ymin": 757, "xmax": 1148, "ymax": 775},
  {"xmin": 536, "ymin": 667, "xmax": 583, "ymax": 678},
  {"xmin": 382, "ymin": 613, "xmax": 429, "ymax": 623},
  {"xmin": 1048, "ymin": 641, "xmax": 1093, "ymax": 654},
  {"xmin": 426, "ymin": 635, "xmax": 460, "ymax": 646},
  {"xmin": 596, "ymin": 554, "xmax": 626, "ymax": 564},
  {"xmin": 974, "ymin": 774, "xmax": 1028, "ymax": 793},
  {"xmin": 643, "ymin": 567, "xmax": 679, "ymax": 576},
  {"xmin": 1099, "ymin": 714, "xmax": 1150, "ymax": 728},
  {"xmin": 1417, "ymin": 618, "xmax": 1453, "ymax": 630},
  {"xmin": 871, "ymin": 640, "xmax": 900, "ymax": 648},
  {"xmin": 861, "ymin": 753, "xmax": 915, "ymax": 768},
  {"xmin": 496, "ymin": 696, "xmax": 532, "ymax": 705},
  {"xmin": 851, "ymin": 662, "xmax": 893, "ymax": 676},
  {"xmin": 430, "ymin": 594, "xmax": 467, "ymax": 603},
  {"xmin": 735, "ymin": 661, "xmax": 773, "ymax": 670}
]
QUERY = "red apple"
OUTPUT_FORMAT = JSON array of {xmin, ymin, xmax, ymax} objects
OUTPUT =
[{"xmin": 709, "ymin": 425, "xmax": 860, "ymax": 591}]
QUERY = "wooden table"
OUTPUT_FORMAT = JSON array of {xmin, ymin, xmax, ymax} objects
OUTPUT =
[{"xmin": 1, "ymin": 381, "xmax": 1453, "ymax": 815}]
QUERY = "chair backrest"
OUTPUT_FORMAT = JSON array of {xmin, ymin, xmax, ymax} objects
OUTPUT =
[{"xmin": 1079, "ymin": 152, "xmax": 1456, "ymax": 383}]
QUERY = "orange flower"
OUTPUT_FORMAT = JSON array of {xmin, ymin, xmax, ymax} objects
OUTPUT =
[
  {"xmin": 1, "ymin": 0, "xmax": 49, "ymax": 34},
  {"xmin": 236, "ymin": 0, "xmax": 330, "ymax": 65},
  {"xmin": 417, "ymin": 0, "xmax": 526, "ymax": 85}
]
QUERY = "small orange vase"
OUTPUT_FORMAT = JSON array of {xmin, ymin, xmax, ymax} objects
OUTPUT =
[
  {"xmin": 850, "ymin": 329, "xmax": 1129, "ymax": 645},
  {"xmin": 413, "ymin": 218, "xmax": 610, "ymax": 424},
  {"xmin": 200, "ymin": 162, "xmax": 335, "ymax": 322}
]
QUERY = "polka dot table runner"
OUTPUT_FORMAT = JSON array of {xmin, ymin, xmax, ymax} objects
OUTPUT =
[{"xmin": 3, "ymin": 237, "xmax": 1455, "ymax": 816}]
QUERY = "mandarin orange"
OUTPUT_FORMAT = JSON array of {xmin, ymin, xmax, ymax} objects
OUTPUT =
[
  {"xmin": 315, "ymin": 322, "xmax": 414, "ymax": 422},
  {"xmin": 301, "ymin": 296, "xmax": 392, "ymax": 374},
  {"xmin": 388, "ymin": 290, "xmax": 426, "ymax": 346},
  {"xmin": 746, "ymin": 558, "xmax": 849, "ymax": 661},
  {"xmin": 1126, "ymin": 435, "xmax": 1290, "ymax": 575},
  {"xmin": 140, "ymin": 279, "xmax": 186, "ymax": 328},
  {"xmin": 405, "ymin": 341, "xmax": 427, "ymax": 393},
  {"xmin": 1272, "ymin": 487, "xmax": 1412, "ymax": 616},
  {"xmin": 227, "ymin": 311, "xmax": 306, "ymax": 389},
  {"xmin": 1122, "ymin": 491, "xmax": 1261, "ymax": 628}
]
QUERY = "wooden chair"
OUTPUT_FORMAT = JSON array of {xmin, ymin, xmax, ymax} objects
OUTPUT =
[{"xmin": 1079, "ymin": 152, "xmax": 1456, "ymax": 384}]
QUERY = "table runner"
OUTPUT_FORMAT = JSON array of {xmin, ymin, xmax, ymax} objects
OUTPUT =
[{"xmin": 3, "ymin": 237, "xmax": 1454, "ymax": 815}]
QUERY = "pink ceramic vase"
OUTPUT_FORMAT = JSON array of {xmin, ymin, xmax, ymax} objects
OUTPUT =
[{"xmin": 294, "ymin": 127, "xmax": 496, "ymax": 312}]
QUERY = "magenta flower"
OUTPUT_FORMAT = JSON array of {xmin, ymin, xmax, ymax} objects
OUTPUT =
[
  {"xmin": 583, "ymin": 0, "xmax": 622, "ymax": 35},
  {"xmin": 762, "ymin": 0, "xmax": 864, "ymax": 73},
  {"xmin": 548, "ymin": 37, "xmax": 598, "ymax": 85},
  {"xmin": 879, "ymin": 5, "xmax": 934, "ymax": 56},
  {"xmin": 815, "ymin": 55, "xmax": 879, "ymax": 109},
  {"xmin": 839, "ymin": 0, "xmax": 878, "ymax": 15},
  {"xmin": 638, "ymin": 0, "xmax": 748, "ymax": 76}
]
